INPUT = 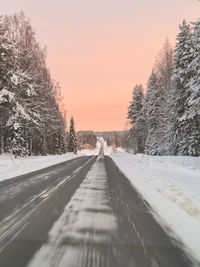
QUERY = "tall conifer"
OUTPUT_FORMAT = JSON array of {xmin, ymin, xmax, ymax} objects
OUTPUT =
[{"xmin": 67, "ymin": 117, "xmax": 78, "ymax": 154}]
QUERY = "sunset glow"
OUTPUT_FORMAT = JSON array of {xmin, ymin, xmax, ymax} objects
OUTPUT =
[{"xmin": 1, "ymin": 0, "xmax": 200, "ymax": 131}]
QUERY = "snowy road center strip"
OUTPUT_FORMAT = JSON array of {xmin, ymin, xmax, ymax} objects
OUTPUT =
[{"xmin": 28, "ymin": 155, "xmax": 117, "ymax": 267}]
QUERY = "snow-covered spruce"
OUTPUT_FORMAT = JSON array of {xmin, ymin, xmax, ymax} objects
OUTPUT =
[
  {"xmin": 67, "ymin": 117, "xmax": 78, "ymax": 154},
  {"xmin": 127, "ymin": 84, "xmax": 146, "ymax": 154},
  {"xmin": 171, "ymin": 20, "xmax": 198, "ymax": 156}
]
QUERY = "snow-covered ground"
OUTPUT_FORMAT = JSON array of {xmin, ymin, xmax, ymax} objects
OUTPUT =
[
  {"xmin": 0, "ymin": 137, "xmax": 113, "ymax": 182},
  {"xmin": 0, "ymin": 153, "xmax": 81, "ymax": 182},
  {"xmin": 110, "ymin": 152, "xmax": 200, "ymax": 263}
]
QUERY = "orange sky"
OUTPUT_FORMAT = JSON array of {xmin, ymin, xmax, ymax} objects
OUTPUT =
[{"xmin": 1, "ymin": 0, "xmax": 200, "ymax": 131}]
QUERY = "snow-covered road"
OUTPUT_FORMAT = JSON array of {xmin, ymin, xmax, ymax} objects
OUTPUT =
[
  {"xmin": 0, "ymin": 142, "xmax": 199, "ymax": 266},
  {"xmin": 0, "ymin": 153, "xmax": 190, "ymax": 267},
  {"xmin": 28, "ymin": 154, "xmax": 119, "ymax": 267}
]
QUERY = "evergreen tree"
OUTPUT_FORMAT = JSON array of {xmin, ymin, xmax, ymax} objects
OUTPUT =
[
  {"xmin": 67, "ymin": 117, "xmax": 78, "ymax": 154},
  {"xmin": 127, "ymin": 84, "xmax": 145, "ymax": 153},
  {"xmin": 183, "ymin": 19, "xmax": 200, "ymax": 156},
  {"xmin": 142, "ymin": 71, "xmax": 163, "ymax": 155},
  {"xmin": 127, "ymin": 84, "xmax": 144, "ymax": 125},
  {"xmin": 141, "ymin": 40, "xmax": 173, "ymax": 156},
  {"xmin": 171, "ymin": 20, "xmax": 194, "ymax": 155}
]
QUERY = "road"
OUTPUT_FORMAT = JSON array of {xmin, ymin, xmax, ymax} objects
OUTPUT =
[{"xmin": 0, "ymin": 151, "xmax": 196, "ymax": 266}]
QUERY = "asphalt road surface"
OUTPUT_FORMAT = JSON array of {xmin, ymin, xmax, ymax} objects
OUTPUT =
[{"xmin": 0, "ymin": 151, "xmax": 197, "ymax": 267}]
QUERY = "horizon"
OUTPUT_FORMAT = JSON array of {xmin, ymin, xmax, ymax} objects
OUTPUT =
[{"xmin": 76, "ymin": 129, "xmax": 128, "ymax": 133}]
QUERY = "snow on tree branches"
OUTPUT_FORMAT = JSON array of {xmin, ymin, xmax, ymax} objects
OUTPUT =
[
  {"xmin": 0, "ymin": 12, "xmax": 67, "ymax": 156},
  {"xmin": 127, "ymin": 84, "xmax": 146, "ymax": 154},
  {"xmin": 67, "ymin": 117, "xmax": 78, "ymax": 154},
  {"xmin": 127, "ymin": 18, "xmax": 200, "ymax": 156}
]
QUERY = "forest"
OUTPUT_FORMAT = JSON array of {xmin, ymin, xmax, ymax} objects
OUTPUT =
[
  {"xmin": 0, "ymin": 12, "xmax": 67, "ymax": 156},
  {"xmin": 127, "ymin": 19, "xmax": 200, "ymax": 156}
]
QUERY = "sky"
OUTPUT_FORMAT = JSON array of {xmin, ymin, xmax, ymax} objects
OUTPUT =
[{"xmin": 1, "ymin": 0, "xmax": 200, "ymax": 131}]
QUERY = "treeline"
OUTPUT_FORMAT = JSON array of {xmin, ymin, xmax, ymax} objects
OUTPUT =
[
  {"xmin": 96, "ymin": 131, "xmax": 128, "ymax": 148},
  {"xmin": 77, "ymin": 131, "xmax": 128, "ymax": 150},
  {"xmin": 127, "ymin": 19, "xmax": 200, "ymax": 156},
  {"xmin": 0, "ymin": 12, "xmax": 67, "ymax": 156},
  {"xmin": 77, "ymin": 131, "xmax": 97, "ymax": 149}
]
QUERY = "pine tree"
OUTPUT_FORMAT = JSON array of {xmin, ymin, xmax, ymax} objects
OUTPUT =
[
  {"xmin": 183, "ymin": 19, "xmax": 200, "ymax": 156},
  {"xmin": 67, "ymin": 117, "xmax": 78, "ymax": 154},
  {"xmin": 171, "ymin": 20, "xmax": 194, "ymax": 155},
  {"xmin": 141, "ymin": 40, "xmax": 173, "ymax": 156},
  {"xmin": 127, "ymin": 84, "xmax": 144, "ymax": 125},
  {"xmin": 127, "ymin": 84, "xmax": 145, "ymax": 153},
  {"xmin": 142, "ymin": 71, "xmax": 164, "ymax": 155}
]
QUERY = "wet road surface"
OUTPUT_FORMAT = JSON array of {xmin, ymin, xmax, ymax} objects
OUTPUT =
[{"xmin": 0, "ymin": 152, "xmax": 196, "ymax": 267}]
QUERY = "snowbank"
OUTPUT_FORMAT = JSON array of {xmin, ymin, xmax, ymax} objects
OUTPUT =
[
  {"xmin": 0, "ymin": 137, "xmax": 115, "ymax": 182},
  {"xmin": 110, "ymin": 152, "xmax": 200, "ymax": 263},
  {"xmin": 0, "ymin": 153, "xmax": 82, "ymax": 182}
]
